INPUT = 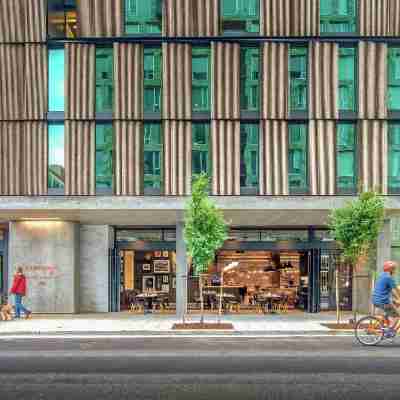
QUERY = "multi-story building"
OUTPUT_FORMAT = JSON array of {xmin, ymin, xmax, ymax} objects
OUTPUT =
[{"xmin": 0, "ymin": 0, "xmax": 400, "ymax": 316}]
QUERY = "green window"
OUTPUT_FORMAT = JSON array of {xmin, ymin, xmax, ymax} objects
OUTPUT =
[
  {"xmin": 144, "ymin": 123, "xmax": 163, "ymax": 192},
  {"xmin": 339, "ymin": 47, "xmax": 356, "ymax": 111},
  {"xmin": 221, "ymin": 0, "xmax": 260, "ymax": 34},
  {"xmin": 389, "ymin": 124, "xmax": 400, "ymax": 190},
  {"xmin": 240, "ymin": 124, "xmax": 259, "ymax": 191},
  {"xmin": 144, "ymin": 48, "xmax": 162, "ymax": 113},
  {"xmin": 48, "ymin": 48, "xmax": 65, "ymax": 112},
  {"xmin": 192, "ymin": 48, "xmax": 210, "ymax": 112},
  {"xmin": 96, "ymin": 125, "xmax": 113, "ymax": 190},
  {"xmin": 192, "ymin": 124, "xmax": 211, "ymax": 177},
  {"xmin": 240, "ymin": 47, "xmax": 260, "ymax": 111},
  {"xmin": 336, "ymin": 123, "xmax": 357, "ymax": 191},
  {"xmin": 289, "ymin": 47, "xmax": 308, "ymax": 113},
  {"xmin": 288, "ymin": 124, "xmax": 308, "ymax": 193},
  {"xmin": 320, "ymin": 0, "xmax": 357, "ymax": 33},
  {"xmin": 388, "ymin": 48, "xmax": 400, "ymax": 111},
  {"xmin": 125, "ymin": 0, "xmax": 162, "ymax": 34},
  {"xmin": 48, "ymin": 124, "xmax": 65, "ymax": 190},
  {"xmin": 96, "ymin": 48, "xmax": 113, "ymax": 113}
]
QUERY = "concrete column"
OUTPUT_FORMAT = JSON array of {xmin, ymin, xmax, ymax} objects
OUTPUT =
[
  {"xmin": 377, "ymin": 219, "xmax": 391, "ymax": 273},
  {"xmin": 176, "ymin": 219, "xmax": 188, "ymax": 319}
]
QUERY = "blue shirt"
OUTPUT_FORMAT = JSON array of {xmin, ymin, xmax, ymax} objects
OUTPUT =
[{"xmin": 372, "ymin": 272, "xmax": 396, "ymax": 305}]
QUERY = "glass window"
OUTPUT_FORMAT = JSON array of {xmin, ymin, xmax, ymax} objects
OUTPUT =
[
  {"xmin": 339, "ymin": 47, "xmax": 356, "ymax": 111},
  {"xmin": 288, "ymin": 124, "xmax": 308, "ymax": 193},
  {"xmin": 336, "ymin": 123, "xmax": 357, "ymax": 191},
  {"xmin": 388, "ymin": 48, "xmax": 400, "ymax": 111},
  {"xmin": 144, "ymin": 48, "xmax": 162, "ymax": 113},
  {"xmin": 48, "ymin": 0, "xmax": 77, "ymax": 38},
  {"xmin": 144, "ymin": 123, "xmax": 163, "ymax": 192},
  {"xmin": 221, "ymin": 0, "xmax": 260, "ymax": 34},
  {"xmin": 48, "ymin": 124, "xmax": 65, "ymax": 190},
  {"xmin": 96, "ymin": 124, "xmax": 113, "ymax": 190},
  {"xmin": 289, "ymin": 47, "xmax": 308, "ymax": 113},
  {"xmin": 125, "ymin": 0, "xmax": 162, "ymax": 34},
  {"xmin": 389, "ymin": 124, "xmax": 400, "ymax": 190},
  {"xmin": 320, "ymin": 0, "xmax": 357, "ymax": 33},
  {"xmin": 240, "ymin": 47, "xmax": 260, "ymax": 111},
  {"xmin": 192, "ymin": 48, "xmax": 210, "ymax": 112},
  {"xmin": 48, "ymin": 48, "xmax": 65, "ymax": 112},
  {"xmin": 240, "ymin": 124, "xmax": 259, "ymax": 190},
  {"xmin": 192, "ymin": 124, "xmax": 211, "ymax": 177},
  {"xmin": 96, "ymin": 48, "xmax": 113, "ymax": 113}
]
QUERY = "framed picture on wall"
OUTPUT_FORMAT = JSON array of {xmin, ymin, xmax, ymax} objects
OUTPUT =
[
  {"xmin": 162, "ymin": 251, "xmax": 169, "ymax": 258},
  {"xmin": 161, "ymin": 284, "xmax": 169, "ymax": 293},
  {"xmin": 154, "ymin": 251, "xmax": 162, "ymax": 257},
  {"xmin": 172, "ymin": 277, "xmax": 176, "ymax": 289},
  {"xmin": 162, "ymin": 275, "xmax": 169, "ymax": 283},
  {"xmin": 153, "ymin": 260, "xmax": 170, "ymax": 273},
  {"xmin": 142, "ymin": 264, "xmax": 151, "ymax": 272},
  {"xmin": 142, "ymin": 275, "xmax": 156, "ymax": 290}
]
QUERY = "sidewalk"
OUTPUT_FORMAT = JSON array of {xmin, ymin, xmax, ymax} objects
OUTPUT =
[{"xmin": 0, "ymin": 312, "xmax": 355, "ymax": 336}]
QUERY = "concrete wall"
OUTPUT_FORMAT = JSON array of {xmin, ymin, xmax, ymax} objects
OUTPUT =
[
  {"xmin": 8, "ymin": 221, "xmax": 80, "ymax": 313},
  {"xmin": 79, "ymin": 225, "xmax": 112, "ymax": 313}
]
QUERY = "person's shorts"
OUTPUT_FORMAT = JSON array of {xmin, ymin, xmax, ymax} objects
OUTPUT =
[{"xmin": 374, "ymin": 303, "xmax": 400, "ymax": 318}]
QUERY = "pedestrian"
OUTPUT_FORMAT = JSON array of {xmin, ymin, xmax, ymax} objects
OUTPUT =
[{"xmin": 10, "ymin": 267, "xmax": 32, "ymax": 319}]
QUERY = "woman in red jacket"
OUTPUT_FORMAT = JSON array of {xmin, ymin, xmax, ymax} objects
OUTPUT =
[{"xmin": 10, "ymin": 267, "xmax": 32, "ymax": 319}]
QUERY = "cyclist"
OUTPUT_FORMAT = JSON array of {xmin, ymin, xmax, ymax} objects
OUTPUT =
[{"xmin": 372, "ymin": 260, "xmax": 400, "ymax": 337}]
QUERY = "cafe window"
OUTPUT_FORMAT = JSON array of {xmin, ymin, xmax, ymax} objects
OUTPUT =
[
  {"xmin": 336, "ymin": 123, "xmax": 357, "ymax": 192},
  {"xmin": 320, "ymin": 0, "xmax": 357, "ymax": 34},
  {"xmin": 96, "ymin": 124, "xmax": 114, "ymax": 191},
  {"xmin": 48, "ymin": 0, "xmax": 77, "ymax": 38},
  {"xmin": 288, "ymin": 124, "xmax": 308, "ymax": 193},
  {"xmin": 144, "ymin": 123, "xmax": 163, "ymax": 193},
  {"xmin": 125, "ymin": 0, "xmax": 162, "ymax": 34},
  {"xmin": 389, "ymin": 124, "xmax": 400, "ymax": 192},
  {"xmin": 388, "ymin": 47, "xmax": 400, "ymax": 111},
  {"xmin": 240, "ymin": 123, "xmax": 259, "ymax": 192},
  {"xmin": 221, "ymin": 0, "xmax": 260, "ymax": 34},
  {"xmin": 96, "ymin": 48, "xmax": 113, "ymax": 113},
  {"xmin": 48, "ymin": 124, "xmax": 65, "ymax": 190},
  {"xmin": 144, "ymin": 48, "xmax": 162, "ymax": 113},
  {"xmin": 240, "ymin": 47, "xmax": 260, "ymax": 112},
  {"xmin": 192, "ymin": 48, "xmax": 211, "ymax": 112},
  {"xmin": 48, "ymin": 48, "xmax": 65, "ymax": 112},
  {"xmin": 192, "ymin": 123, "xmax": 211, "ymax": 178},
  {"xmin": 339, "ymin": 47, "xmax": 357, "ymax": 112},
  {"xmin": 289, "ymin": 46, "xmax": 308, "ymax": 113}
]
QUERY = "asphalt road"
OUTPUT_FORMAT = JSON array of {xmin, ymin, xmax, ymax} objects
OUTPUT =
[{"xmin": 0, "ymin": 336, "xmax": 400, "ymax": 400}]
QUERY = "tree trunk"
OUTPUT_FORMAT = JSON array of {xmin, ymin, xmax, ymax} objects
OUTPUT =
[
  {"xmin": 336, "ymin": 266, "xmax": 341, "ymax": 324},
  {"xmin": 199, "ymin": 274, "xmax": 204, "ymax": 324},
  {"xmin": 352, "ymin": 264, "xmax": 357, "ymax": 323}
]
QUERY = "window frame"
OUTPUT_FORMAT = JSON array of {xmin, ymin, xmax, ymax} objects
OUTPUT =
[
  {"xmin": 47, "ymin": 123, "xmax": 65, "ymax": 194},
  {"xmin": 95, "ymin": 124, "xmax": 114, "ymax": 194},
  {"xmin": 289, "ymin": 46, "xmax": 308, "ymax": 115},
  {"xmin": 124, "ymin": 0, "xmax": 162, "ymax": 36},
  {"xmin": 143, "ymin": 123, "xmax": 163, "ymax": 195},
  {"xmin": 192, "ymin": 123, "xmax": 211, "ymax": 179},
  {"xmin": 143, "ymin": 47, "xmax": 162, "ymax": 114},
  {"xmin": 240, "ymin": 47, "xmax": 260, "ymax": 112},
  {"xmin": 95, "ymin": 47, "xmax": 114, "ymax": 114},
  {"xmin": 320, "ymin": 0, "xmax": 358, "ymax": 35},
  {"xmin": 388, "ymin": 123, "xmax": 400, "ymax": 193},
  {"xmin": 388, "ymin": 47, "xmax": 400, "ymax": 112},
  {"xmin": 240, "ymin": 123, "xmax": 260, "ymax": 195},
  {"xmin": 192, "ymin": 47, "xmax": 211, "ymax": 113},
  {"xmin": 220, "ymin": 0, "xmax": 260, "ymax": 35},
  {"xmin": 338, "ymin": 46, "xmax": 357, "ymax": 113},
  {"xmin": 48, "ymin": 47, "xmax": 65, "ymax": 113},
  {"xmin": 47, "ymin": 0, "xmax": 78, "ymax": 39}
]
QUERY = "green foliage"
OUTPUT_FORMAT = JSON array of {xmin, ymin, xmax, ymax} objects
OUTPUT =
[
  {"xmin": 328, "ymin": 191, "xmax": 385, "ymax": 265},
  {"xmin": 184, "ymin": 174, "xmax": 228, "ymax": 274}
]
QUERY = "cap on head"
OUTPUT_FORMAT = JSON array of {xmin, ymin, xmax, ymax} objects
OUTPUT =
[{"xmin": 383, "ymin": 261, "xmax": 397, "ymax": 273}]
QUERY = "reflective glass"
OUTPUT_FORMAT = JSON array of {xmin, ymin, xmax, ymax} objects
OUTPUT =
[
  {"xmin": 48, "ymin": 48, "xmax": 65, "ymax": 112},
  {"xmin": 192, "ymin": 124, "xmax": 210, "ymax": 177},
  {"xmin": 144, "ymin": 124, "xmax": 163, "ymax": 190},
  {"xmin": 125, "ymin": 0, "xmax": 162, "ymax": 34},
  {"xmin": 240, "ymin": 47, "xmax": 260, "ymax": 111},
  {"xmin": 320, "ymin": 0, "xmax": 357, "ymax": 33},
  {"xmin": 339, "ymin": 47, "xmax": 356, "ymax": 111},
  {"xmin": 48, "ymin": 0, "xmax": 77, "ymax": 38},
  {"xmin": 240, "ymin": 124, "xmax": 259, "ymax": 189},
  {"xmin": 289, "ymin": 47, "xmax": 308, "ymax": 112},
  {"xmin": 389, "ymin": 124, "xmax": 400, "ymax": 190},
  {"xmin": 192, "ymin": 48, "xmax": 210, "ymax": 112},
  {"xmin": 288, "ymin": 124, "xmax": 307, "ymax": 192},
  {"xmin": 388, "ymin": 48, "xmax": 400, "ymax": 111},
  {"xmin": 221, "ymin": 0, "xmax": 260, "ymax": 34},
  {"xmin": 144, "ymin": 48, "xmax": 162, "ymax": 113},
  {"xmin": 48, "ymin": 124, "xmax": 65, "ymax": 189},
  {"xmin": 96, "ymin": 48, "xmax": 113, "ymax": 112},
  {"xmin": 96, "ymin": 125, "xmax": 113, "ymax": 189},
  {"xmin": 336, "ymin": 124, "xmax": 356, "ymax": 191}
]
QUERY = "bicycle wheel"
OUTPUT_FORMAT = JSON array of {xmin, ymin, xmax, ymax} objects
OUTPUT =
[{"xmin": 355, "ymin": 316, "xmax": 384, "ymax": 346}]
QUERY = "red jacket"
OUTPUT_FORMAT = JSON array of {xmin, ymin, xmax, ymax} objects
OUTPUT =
[{"xmin": 10, "ymin": 274, "xmax": 27, "ymax": 296}]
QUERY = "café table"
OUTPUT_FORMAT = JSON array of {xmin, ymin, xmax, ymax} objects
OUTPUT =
[
  {"xmin": 135, "ymin": 292, "xmax": 164, "ymax": 314},
  {"xmin": 256, "ymin": 293, "xmax": 283, "ymax": 314}
]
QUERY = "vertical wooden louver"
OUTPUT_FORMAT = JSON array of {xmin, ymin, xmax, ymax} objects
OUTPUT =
[
  {"xmin": 65, "ymin": 121, "xmax": 96, "ymax": 196},
  {"xmin": 259, "ymin": 120, "xmax": 289, "ymax": 196},
  {"xmin": 359, "ymin": 0, "xmax": 388, "ymax": 36},
  {"xmin": 78, "ymin": 0, "xmax": 123, "ymax": 37},
  {"xmin": 164, "ymin": 121, "xmax": 191, "ymax": 195},
  {"xmin": 388, "ymin": 0, "xmax": 400, "ymax": 36},
  {"xmin": 0, "ymin": 0, "xmax": 25, "ymax": 43},
  {"xmin": 262, "ymin": 43, "xmax": 288, "ymax": 120},
  {"xmin": 24, "ymin": 44, "xmax": 47, "ymax": 120},
  {"xmin": 23, "ymin": 121, "xmax": 47, "ymax": 195},
  {"xmin": 66, "ymin": 44, "xmax": 96, "ymax": 120},
  {"xmin": 359, "ymin": 120, "xmax": 388, "ymax": 194},
  {"xmin": 211, "ymin": 120, "xmax": 240, "ymax": 195},
  {"xmin": 309, "ymin": 42, "xmax": 338, "ymax": 120},
  {"xmin": 162, "ymin": 44, "xmax": 191, "ymax": 120},
  {"xmin": 24, "ymin": 0, "xmax": 46, "ymax": 43},
  {"xmin": 192, "ymin": 0, "xmax": 219, "ymax": 36},
  {"xmin": 211, "ymin": 43, "xmax": 240, "ymax": 120},
  {"xmin": 114, "ymin": 43, "xmax": 143, "ymax": 120},
  {"xmin": 308, "ymin": 120, "xmax": 336, "ymax": 195},
  {"xmin": 114, "ymin": 121, "xmax": 143, "ymax": 196},
  {"xmin": 0, "ymin": 45, "xmax": 25, "ymax": 120},
  {"xmin": 0, "ymin": 122, "xmax": 23, "ymax": 195},
  {"xmin": 358, "ymin": 42, "xmax": 387, "ymax": 119},
  {"xmin": 261, "ymin": 0, "xmax": 319, "ymax": 36}
]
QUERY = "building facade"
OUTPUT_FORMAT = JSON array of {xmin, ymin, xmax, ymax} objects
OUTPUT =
[{"xmin": 0, "ymin": 0, "xmax": 399, "ymax": 315}]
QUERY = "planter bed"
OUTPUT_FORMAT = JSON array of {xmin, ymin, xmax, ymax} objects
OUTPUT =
[{"xmin": 172, "ymin": 323, "xmax": 234, "ymax": 330}]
